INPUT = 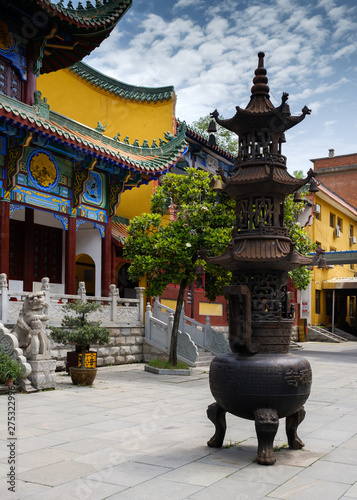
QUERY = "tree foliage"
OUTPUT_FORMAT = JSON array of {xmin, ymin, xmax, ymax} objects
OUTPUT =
[{"xmin": 285, "ymin": 193, "xmax": 316, "ymax": 290}]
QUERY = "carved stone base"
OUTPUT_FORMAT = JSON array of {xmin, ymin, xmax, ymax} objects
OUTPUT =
[{"xmin": 27, "ymin": 359, "xmax": 56, "ymax": 390}]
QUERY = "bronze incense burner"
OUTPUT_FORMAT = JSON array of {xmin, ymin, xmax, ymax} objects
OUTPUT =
[{"xmin": 206, "ymin": 52, "xmax": 315, "ymax": 465}]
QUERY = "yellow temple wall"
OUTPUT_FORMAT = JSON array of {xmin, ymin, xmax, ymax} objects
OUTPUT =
[
  {"xmin": 37, "ymin": 69, "xmax": 175, "ymax": 142},
  {"xmin": 37, "ymin": 68, "xmax": 175, "ymax": 219}
]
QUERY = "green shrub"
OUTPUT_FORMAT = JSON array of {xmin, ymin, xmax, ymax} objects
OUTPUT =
[
  {"xmin": 49, "ymin": 301, "xmax": 110, "ymax": 370},
  {"xmin": 0, "ymin": 350, "xmax": 24, "ymax": 383}
]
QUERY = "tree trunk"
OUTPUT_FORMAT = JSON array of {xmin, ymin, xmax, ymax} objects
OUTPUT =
[
  {"xmin": 169, "ymin": 276, "xmax": 188, "ymax": 366},
  {"xmin": 80, "ymin": 345, "xmax": 86, "ymax": 370}
]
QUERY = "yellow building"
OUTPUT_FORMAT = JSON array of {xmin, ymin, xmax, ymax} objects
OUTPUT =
[
  {"xmin": 303, "ymin": 182, "xmax": 357, "ymax": 332},
  {"xmin": 37, "ymin": 61, "xmax": 177, "ymax": 220}
]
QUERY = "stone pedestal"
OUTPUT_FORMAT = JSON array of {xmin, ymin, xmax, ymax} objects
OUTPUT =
[{"xmin": 28, "ymin": 359, "xmax": 56, "ymax": 390}]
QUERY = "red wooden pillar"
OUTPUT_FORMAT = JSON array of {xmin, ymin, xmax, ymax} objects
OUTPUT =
[
  {"xmin": 23, "ymin": 208, "xmax": 34, "ymax": 291},
  {"xmin": 0, "ymin": 200, "xmax": 10, "ymax": 276},
  {"xmin": 25, "ymin": 42, "xmax": 36, "ymax": 106},
  {"xmin": 101, "ymin": 218, "xmax": 112, "ymax": 297},
  {"xmin": 65, "ymin": 216, "xmax": 76, "ymax": 295}
]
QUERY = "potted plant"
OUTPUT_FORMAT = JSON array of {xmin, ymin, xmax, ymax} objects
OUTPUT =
[
  {"xmin": 49, "ymin": 301, "xmax": 110, "ymax": 386},
  {"xmin": 0, "ymin": 350, "xmax": 24, "ymax": 386}
]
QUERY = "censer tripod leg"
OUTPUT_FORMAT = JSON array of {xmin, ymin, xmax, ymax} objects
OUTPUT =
[
  {"xmin": 255, "ymin": 408, "xmax": 279, "ymax": 465},
  {"xmin": 207, "ymin": 402, "xmax": 227, "ymax": 448},
  {"xmin": 286, "ymin": 406, "xmax": 306, "ymax": 449}
]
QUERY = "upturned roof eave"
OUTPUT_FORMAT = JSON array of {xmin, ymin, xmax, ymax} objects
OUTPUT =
[
  {"xmin": 32, "ymin": 0, "xmax": 132, "ymax": 30},
  {"xmin": 0, "ymin": 95, "xmax": 187, "ymax": 175}
]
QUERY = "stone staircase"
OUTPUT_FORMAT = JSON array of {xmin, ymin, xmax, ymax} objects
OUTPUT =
[
  {"xmin": 195, "ymin": 347, "xmax": 216, "ymax": 366},
  {"xmin": 307, "ymin": 325, "xmax": 350, "ymax": 343}
]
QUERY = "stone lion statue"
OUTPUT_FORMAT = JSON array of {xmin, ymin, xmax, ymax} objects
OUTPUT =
[{"xmin": 11, "ymin": 292, "xmax": 50, "ymax": 359}]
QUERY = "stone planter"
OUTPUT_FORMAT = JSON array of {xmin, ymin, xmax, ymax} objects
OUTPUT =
[{"xmin": 69, "ymin": 367, "xmax": 97, "ymax": 386}]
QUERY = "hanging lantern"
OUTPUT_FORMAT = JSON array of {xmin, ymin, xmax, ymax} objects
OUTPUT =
[
  {"xmin": 293, "ymin": 191, "xmax": 302, "ymax": 202},
  {"xmin": 207, "ymin": 120, "xmax": 217, "ymax": 133},
  {"xmin": 309, "ymin": 178, "xmax": 319, "ymax": 193},
  {"xmin": 195, "ymin": 264, "xmax": 205, "ymax": 276}
]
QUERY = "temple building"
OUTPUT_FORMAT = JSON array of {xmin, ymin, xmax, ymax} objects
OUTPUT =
[{"xmin": 0, "ymin": 0, "xmax": 187, "ymax": 296}]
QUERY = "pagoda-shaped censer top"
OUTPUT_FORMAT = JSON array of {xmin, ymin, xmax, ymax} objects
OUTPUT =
[{"xmin": 206, "ymin": 52, "xmax": 315, "ymax": 275}]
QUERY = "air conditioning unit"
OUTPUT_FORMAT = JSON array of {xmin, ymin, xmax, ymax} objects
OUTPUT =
[
  {"xmin": 313, "ymin": 204, "xmax": 321, "ymax": 214},
  {"xmin": 335, "ymin": 227, "xmax": 341, "ymax": 237},
  {"xmin": 350, "ymin": 236, "xmax": 357, "ymax": 245}
]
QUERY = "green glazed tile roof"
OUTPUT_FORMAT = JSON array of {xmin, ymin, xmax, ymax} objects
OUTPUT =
[
  {"xmin": 0, "ymin": 93, "xmax": 187, "ymax": 176},
  {"xmin": 31, "ymin": 0, "xmax": 132, "ymax": 29},
  {"xmin": 14, "ymin": 1, "xmax": 132, "ymax": 73},
  {"xmin": 70, "ymin": 62, "xmax": 174, "ymax": 103},
  {"xmin": 183, "ymin": 121, "xmax": 234, "ymax": 160}
]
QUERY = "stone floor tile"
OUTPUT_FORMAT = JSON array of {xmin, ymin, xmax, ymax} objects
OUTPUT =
[
  {"xmin": 18, "ymin": 460, "xmax": 96, "ymax": 487},
  {"xmin": 188, "ymin": 475, "xmax": 276, "ymax": 499},
  {"xmin": 162, "ymin": 461, "xmax": 236, "ymax": 486},
  {"xmin": 267, "ymin": 476, "xmax": 350, "ymax": 499},
  {"xmin": 17, "ymin": 447, "xmax": 80, "ymax": 472},
  {"xmin": 23, "ymin": 478, "xmax": 126, "ymax": 500},
  {"xmin": 344, "ymin": 482, "xmax": 357, "ymax": 498},
  {"xmin": 299, "ymin": 460, "xmax": 357, "ymax": 484},
  {"xmin": 84, "ymin": 460, "xmax": 171, "ymax": 487},
  {"xmin": 2, "ymin": 480, "xmax": 50, "ymax": 500},
  {"xmin": 322, "ymin": 446, "xmax": 357, "ymax": 466},
  {"xmin": 105, "ymin": 478, "xmax": 203, "ymax": 500}
]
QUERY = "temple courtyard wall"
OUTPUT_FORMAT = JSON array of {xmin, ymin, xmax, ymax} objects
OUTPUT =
[{"xmin": 50, "ymin": 326, "xmax": 145, "ymax": 370}]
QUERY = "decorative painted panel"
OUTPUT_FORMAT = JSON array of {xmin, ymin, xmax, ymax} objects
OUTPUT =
[
  {"xmin": 81, "ymin": 171, "xmax": 105, "ymax": 208},
  {"xmin": 77, "ymin": 204, "xmax": 107, "ymax": 223},
  {"xmin": 11, "ymin": 185, "xmax": 71, "ymax": 213}
]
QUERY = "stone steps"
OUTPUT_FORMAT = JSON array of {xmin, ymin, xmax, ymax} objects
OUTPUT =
[{"xmin": 195, "ymin": 348, "xmax": 216, "ymax": 366}]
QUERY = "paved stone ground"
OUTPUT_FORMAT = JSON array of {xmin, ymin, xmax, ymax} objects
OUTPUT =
[{"xmin": 1, "ymin": 342, "xmax": 357, "ymax": 499}]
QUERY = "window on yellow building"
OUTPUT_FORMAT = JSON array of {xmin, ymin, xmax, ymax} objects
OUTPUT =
[
  {"xmin": 315, "ymin": 290, "xmax": 321, "ymax": 315},
  {"xmin": 337, "ymin": 217, "xmax": 343, "ymax": 232},
  {"xmin": 330, "ymin": 213, "xmax": 335, "ymax": 228}
]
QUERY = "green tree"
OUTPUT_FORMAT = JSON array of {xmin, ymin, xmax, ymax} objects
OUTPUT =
[
  {"xmin": 124, "ymin": 168, "xmax": 235, "ymax": 366},
  {"xmin": 191, "ymin": 115, "xmax": 238, "ymax": 156},
  {"xmin": 285, "ymin": 193, "xmax": 316, "ymax": 290}
]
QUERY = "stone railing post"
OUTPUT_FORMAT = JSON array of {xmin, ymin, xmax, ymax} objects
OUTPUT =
[
  {"xmin": 153, "ymin": 296, "xmax": 160, "ymax": 319},
  {"xmin": 145, "ymin": 302, "xmax": 152, "ymax": 339},
  {"xmin": 41, "ymin": 277, "xmax": 51, "ymax": 309},
  {"xmin": 204, "ymin": 315, "xmax": 211, "ymax": 348},
  {"xmin": 0, "ymin": 273, "xmax": 8, "ymax": 323},
  {"xmin": 168, "ymin": 313, "xmax": 174, "ymax": 348},
  {"xmin": 135, "ymin": 287, "xmax": 145, "ymax": 324},
  {"xmin": 109, "ymin": 284, "xmax": 119, "ymax": 322},
  {"xmin": 77, "ymin": 281, "xmax": 87, "ymax": 303}
]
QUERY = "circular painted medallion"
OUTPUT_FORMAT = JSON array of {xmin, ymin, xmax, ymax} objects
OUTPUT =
[{"xmin": 27, "ymin": 149, "xmax": 59, "ymax": 192}]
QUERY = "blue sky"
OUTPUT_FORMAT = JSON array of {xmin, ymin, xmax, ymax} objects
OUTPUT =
[{"xmin": 71, "ymin": 0, "xmax": 356, "ymax": 174}]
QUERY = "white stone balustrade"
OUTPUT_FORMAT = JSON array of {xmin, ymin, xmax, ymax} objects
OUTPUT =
[{"xmin": 0, "ymin": 275, "xmax": 145, "ymax": 327}]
